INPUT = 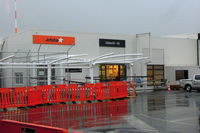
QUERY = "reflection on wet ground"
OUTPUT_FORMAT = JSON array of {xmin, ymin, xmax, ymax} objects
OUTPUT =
[
  {"xmin": 131, "ymin": 91, "xmax": 200, "ymax": 133},
  {"xmin": 0, "ymin": 90, "xmax": 200, "ymax": 133}
]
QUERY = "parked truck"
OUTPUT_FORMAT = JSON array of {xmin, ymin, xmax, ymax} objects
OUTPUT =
[{"xmin": 180, "ymin": 74, "xmax": 200, "ymax": 92}]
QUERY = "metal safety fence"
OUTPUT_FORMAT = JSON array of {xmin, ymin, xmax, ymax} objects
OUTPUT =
[{"xmin": 0, "ymin": 81, "xmax": 128, "ymax": 109}]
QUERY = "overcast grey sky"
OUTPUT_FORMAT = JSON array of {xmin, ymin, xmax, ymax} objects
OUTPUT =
[{"xmin": 0, "ymin": 0, "xmax": 200, "ymax": 38}]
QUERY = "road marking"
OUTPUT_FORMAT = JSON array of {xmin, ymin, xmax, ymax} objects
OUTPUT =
[
  {"xmin": 138, "ymin": 113, "xmax": 199, "ymax": 128},
  {"xmin": 171, "ymin": 116, "xmax": 198, "ymax": 122},
  {"xmin": 124, "ymin": 115, "xmax": 159, "ymax": 133}
]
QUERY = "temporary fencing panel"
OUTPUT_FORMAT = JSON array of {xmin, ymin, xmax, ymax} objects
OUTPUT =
[
  {"xmin": 68, "ymin": 84, "xmax": 78, "ymax": 101},
  {"xmin": 43, "ymin": 85, "xmax": 57, "ymax": 104},
  {"xmin": 84, "ymin": 83, "xmax": 94, "ymax": 101},
  {"xmin": 117, "ymin": 82, "xmax": 127, "ymax": 98},
  {"xmin": 0, "ymin": 87, "xmax": 27, "ymax": 109},
  {"xmin": 0, "ymin": 81, "xmax": 128, "ymax": 109},
  {"xmin": 58, "ymin": 84, "xmax": 68, "ymax": 102},
  {"xmin": 27, "ymin": 86, "xmax": 43, "ymax": 106},
  {"xmin": 95, "ymin": 83, "xmax": 109, "ymax": 100}
]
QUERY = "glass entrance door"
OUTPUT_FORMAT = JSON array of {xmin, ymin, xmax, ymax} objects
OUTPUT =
[{"xmin": 99, "ymin": 64, "xmax": 126, "ymax": 81}]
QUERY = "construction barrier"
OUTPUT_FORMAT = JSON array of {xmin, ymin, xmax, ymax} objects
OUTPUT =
[
  {"xmin": 0, "ymin": 99, "xmax": 128, "ymax": 130},
  {"xmin": 0, "ymin": 81, "xmax": 128, "ymax": 109},
  {"xmin": 0, "ymin": 119, "xmax": 67, "ymax": 133},
  {"xmin": 28, "ymin": 86, "xmax": 43, "ymax": 106},
  {"xmin": 0, "ymin": 87, "xmax": 28, "ymax": 109},
  {"xmin": 168, "ymin": 81, "xmax": 171, "ymax": 91},
  {"xmin": 129, "ymin": 81, "xmax": 136, "ymax": 96}
]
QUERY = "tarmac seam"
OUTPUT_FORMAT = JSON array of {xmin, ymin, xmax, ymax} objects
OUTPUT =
[
  {"xmin": 138, "ymin": 113, "xmax": 200, "ymax": 128},
  {"xmin": 170, "ymin": 116, "xmax": 198, "ymax": 122}
]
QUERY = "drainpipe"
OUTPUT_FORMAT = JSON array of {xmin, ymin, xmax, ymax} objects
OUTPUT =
[
  {"xmin": 198, "ymin": 33, "xmax": 200, "ymax": 66},
  {"xmin": 149, "ymin": 32, "xmax": 151, "ymax": 61}
]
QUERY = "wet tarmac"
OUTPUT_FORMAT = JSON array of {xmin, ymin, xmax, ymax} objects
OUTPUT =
[{"xmin": 0, "ymin": 90, "xmax": 200, "ymax": 133}]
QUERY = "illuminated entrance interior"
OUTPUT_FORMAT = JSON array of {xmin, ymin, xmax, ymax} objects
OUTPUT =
[{"xmin": 99, "ymin": 64, "xmax": 126, "ymax": 81}]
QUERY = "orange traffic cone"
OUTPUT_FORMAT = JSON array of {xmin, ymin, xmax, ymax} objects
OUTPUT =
[{"xmin": 168, "ymin": 81, "xmax": 171, "ymax": 91}]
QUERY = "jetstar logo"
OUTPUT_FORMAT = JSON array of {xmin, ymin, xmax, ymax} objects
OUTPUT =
[
  {"xmin": 45, "ymin": 38, "xmax": 63, "ymax": 43},
  {"xmin": 46, "ymin": 38, "xmax": 59, "ymax": 42},
  {"xmin": 58, "ymin": 38, "xmax": 63, "ymax": 43},
  {"xmin": 33, "ymin": 35, "xmax": 75, "ymax": 45}
]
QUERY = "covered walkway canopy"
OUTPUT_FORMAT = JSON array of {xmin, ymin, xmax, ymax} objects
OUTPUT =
[{"xmin": 0, "ymin": 52, "xmax": 150, "ymax": 84}]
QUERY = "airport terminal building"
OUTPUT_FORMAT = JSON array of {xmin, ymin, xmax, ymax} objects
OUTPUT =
[{"xmin": 0, "ymin": 30, "xmax": 199, "ymax": 89}]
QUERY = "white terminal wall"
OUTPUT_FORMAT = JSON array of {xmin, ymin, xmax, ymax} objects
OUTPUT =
[
  {"xmin": 0, "ymin": 30, "xmax": 198, "ymax": 87},
  {"xmin": 4, "ymin": 30, "xmax": 136, "ymax": 58},
  {"xmin": 137, "ymin": 36, "xmax": 197, "ymax": 66},
  {"xmin": 1, "ymin": 30, "xmax": 137, "ymax": 87},
  {"xmin": 137, "ymin": 35, "xmax": 197, "ymax": 83}
]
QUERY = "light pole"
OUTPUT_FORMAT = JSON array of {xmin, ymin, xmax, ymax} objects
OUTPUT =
[
  {"xmin": 37, "ymin": 44, "xmax": 42, "ymax": 63},
  {"xmin": 37, "ymin": 42, "xmax": 42, "ymax": 85},
  {"xmin": 64, "ymin": 44, "xmax": 75, "ymax": 84}
]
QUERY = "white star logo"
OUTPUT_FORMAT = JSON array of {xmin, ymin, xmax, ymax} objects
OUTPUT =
[{"xmin": 58, "ymin": 38, "xmax": 63, "ymax": 43}]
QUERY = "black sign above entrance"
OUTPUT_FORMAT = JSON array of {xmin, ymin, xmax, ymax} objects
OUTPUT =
[
  {"xmin": 65, "ymin": 68, "xmax": 82, "ymax": 73},
  {"xmin": 99, "ymin": 39, "xmax": 125, "ymax": 48}
]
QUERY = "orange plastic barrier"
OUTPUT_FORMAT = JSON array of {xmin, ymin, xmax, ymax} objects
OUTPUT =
[
  {"xmin": 109, "ymin": 81, "xmax": 127, "ymax": 99},
  {"xmin": 68, "ymin": 84, "xmax": 78, "ymax": 101},
  {"xmin": 0, "ymin": 81, "xmax": 128, "ymax": 109},
  {"xmin": 0, "ymin": 119, "xmax": 67, "ymax": 133},
  {"xmin": 27, "ymin": 86, "xmax": 43, "ymax": 106},
  {"xmin": 43, "ymin": 85, "xmax": 57, "ymax": 104},
  {"xmin": 56, "ymin": 84, "xmax": 68, "ymax": 103},
  {"xmin": 0, "ymin": 87, "xmax": 28, "ymax": 109}
]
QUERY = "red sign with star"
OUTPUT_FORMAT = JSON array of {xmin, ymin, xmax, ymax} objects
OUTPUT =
[{"xmin": 33, "ymin": 35, "xmax": 75, "ymax": 45}]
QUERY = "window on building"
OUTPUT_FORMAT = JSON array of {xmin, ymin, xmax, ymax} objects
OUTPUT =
[
  {"xmin": 15, "ymin": 72, "xmax": 23, "ymax": 84},
  {"xmin": 37, "ymin": 65, "xmax": 55, "ymax": 85},
  {"xmin": 37, "ymin": 66, "xmax": 47, "ymax": 86},
  {"xmin": 175, "ymin": 70, "xmax": 188, "ymax": 80}
]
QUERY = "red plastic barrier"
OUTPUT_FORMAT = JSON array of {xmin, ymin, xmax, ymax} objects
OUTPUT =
[
  {"xmin": 84, "ymin": 83, "xmax": 94, "ymax": 87},
  {"xmin": 0, "ymin": 119, "xmax": 67, "ymax": 133},
  {"xmin": 0, "ymin": 87, "xmax": 28, "ymax": 109},
  {"xmin": 84, "ymin": 84, "xmax": 94, "ymax": 101},
  {"xmin": 109, "ymin": 81, "xmax": 127, "ymax": 99},
  {"xmin": 56, "ymin": 84, "xmax": 68, "ymax": 103},
  {"xmin": 68, "ymin": 84, "xmax": 78, "ymax": 101},
  {"xmin": 43, "ymin": 85, "xmax": 54, "ymax": 104},
  {"xmin": 43, "ymin": 85, "xmax": 62, "ymax": 104},
  {"xmin": 94, "ymin": 83, "xmax": 108, "ymax": 100},
  {"xmin": 0, "ymin": 81, "xmax": 128, "ymax": 109},
  {"xmin": 27, "ymin": 86, "xmax": 43, "ymax": 106},
  {"xmin": 82, "ymin": 83, "xmax": 94, "ymax": 101}
]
